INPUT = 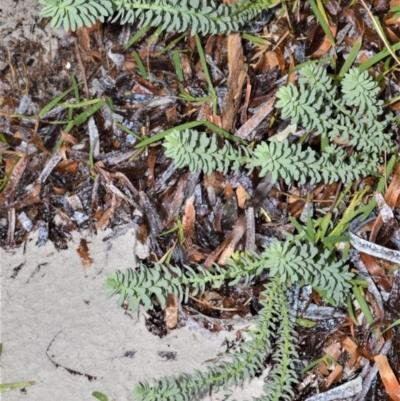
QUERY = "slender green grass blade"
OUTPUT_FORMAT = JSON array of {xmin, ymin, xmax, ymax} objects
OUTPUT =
[
  {"xmin": 195, "ymin": 34, "xmax": 217, "ymax": 114},
  {"xmin": 38, "ymin": 86, "xmax": 75, "ymax": 116},
  {"xmin": 352, "ymin": 285, "xmax": 373, "ymax": 324},
  {"xmin": 136, "ymin": 121, "xmax": 205, "ymax": 148},
  {"xmin": 124, "ymin": 25, "xmax": 151, "ymax": 50},
  {"xmin": 58, "ymin": 99, "xmax": 103, "ymax": 108},
  {"xmin": 346, "ymin": 294, "xmax": 357, "ymax": 324},
  {"xmin": 288, "ymin": 56, "xmax": 334, "ymax": 74},
  {"xmin": 359, "ymin": 154, "xmax": 397, "ymax": 221},
  {"xmin": 202, "ymin": 121, "xmax": 247, "ymax": 144},
  {"xmin": 0, "ymin": 134, "xmax": 9, "ymax": 145},
  {"xmin": 302, "ymin": 355, "xmax": 337, "ymax": 373},
  {"xmin": 173, "ymin": 50, "xmax": 184, "ymax": 82},
  {"xmin": 358, "ymin": 42, "xmax": 400, "ymax": 72},
  {"xmin": 132, "ymin": 51, "xmax": 148, "ymax": 79},
  {"xmin": 179, "ymin": 87, "xmax": 213, "ymax": 102},
  {"xmin": 72, "ymin": 75, "xmax": 80, "ymax": 103},
  {"xmin": 114, "ymin": 121, "xmax": 142, "ymax": 141},
  {"xmin": 241, "ymin": 32, "xmax": 269, "ymax": 45},
  {"xmin": 382, "ymin": 318, "xmax": 400, "ymax": 334},
  {"xmin": 105, "ymin": 95, "xmax": 114, "ymax": 112},
  {"xmin": 0, "ymin": 381, "xmax": 35, "ymax": 392},
  {"xmin": 371, "ymin": 15, "xmax": 400, "ymax": 66},
  {"xmin": 339, "ymin": 40, "xmax": 362, "ymax": 77},
  {"xmin": 322, "ymin": 235, "xmax": 350, "ymax": 244},
  {"xmin": 136, "ymin": 120, "xmax": 247, "ymax": 149},
  {"xmin": 156, "ymin": 34, "xmax": 186, "ymax": 56},
  {"xmin": 309, "ymin": 0, "xmax": 335, "ymax": 46},
  {"xmin": 73, "ymin": 100, "xmax": 105, "ymax": 126}
]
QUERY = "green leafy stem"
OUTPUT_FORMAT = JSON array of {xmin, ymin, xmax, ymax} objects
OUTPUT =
[
  {"xmin": 163, "ymin": 128, "xmax": 379, "ymax": 185},
  {"xmin": 133, "ymin": 279, "xmax": 292, "ymax": 401},
  {"xmin": 39, "ymin": 0, "xmax": 279, "ymax": 34},
  {"xmin": 163, "ymin": 65, "xmax": 394, "ymax": 185},
  {"xmin": 105, "ymin": 240, "xmax": 352, "ymax": 313},
  {"xmin": 105, "ymin": 237, "xmax": 352, "ymax": 400}
]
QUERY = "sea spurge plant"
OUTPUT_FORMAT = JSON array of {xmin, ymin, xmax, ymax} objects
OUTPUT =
[
  {"xmin": 340, "ymin": 68, "xmax": 382, "ymax": 116},
  {"xmin": 163, "ymin": 129, "xmax": 249, "ymax": 175},
  {"xmin": 163, "ymin": 65, "xmax": 394, "ymax": 186},
  {"xmin": 39, "ymin": 0, "xmax": 279, "ymax": 34},
  {"xmin": 163, "ymin": 131, "xmax": 380, "ymax": 186},
  {"xmin": 105, "ymin": 239, "xmax": 352, "ymax": 313},
  {"xmin": 39, "ymin": 0, "xmax": 113, "ymax": 31},
  {"xmin": 276, "ymin": 65, "xmax": 395, "ymax": 154},
  {"xmin": 105, "ymin": 234, "xmax": 352, "ymax": 400},
  {"xmin": 131, "ymin": 279, "xmax": 297, "ymax": 401}
]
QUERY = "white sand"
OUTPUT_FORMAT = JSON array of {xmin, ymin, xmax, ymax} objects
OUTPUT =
[
  {"xmin": 0, "ymin": 228, "xmax": 265, "ymax": 401},
  {"xmin": 0, "ymin": 1, "xmax": 265, "ymax": 399}
]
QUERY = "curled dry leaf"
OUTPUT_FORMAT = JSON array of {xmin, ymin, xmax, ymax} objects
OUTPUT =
[{"xmin": 0, "ymin": 155, "xmax": 28, "ymax": 205}]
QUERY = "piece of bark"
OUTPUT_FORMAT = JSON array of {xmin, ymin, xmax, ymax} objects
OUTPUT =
[
  {"xmin": 222, "ymin": 33, "xmax": 247, "ymax": 131},
  {"xmin": 235, "ymin": 97, "xmax": 275, "ymax": 140}
]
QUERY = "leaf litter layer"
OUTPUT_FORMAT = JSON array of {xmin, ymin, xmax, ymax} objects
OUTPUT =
[{"xmin": 2, "ymin": 1, "xmax": 400, "ymax": 400}]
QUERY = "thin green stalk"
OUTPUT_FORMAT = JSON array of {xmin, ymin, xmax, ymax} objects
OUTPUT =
[
  {"xmin": 195, "ymin": 34, "xmax": 217, "ymax": 115},
  {"xmin": 124, "ymin": 25, "xmax": 152, "ymax": 49},
  {"xmin": 352, "ymin": 285, "xmax": 374, "ymax": 325}
]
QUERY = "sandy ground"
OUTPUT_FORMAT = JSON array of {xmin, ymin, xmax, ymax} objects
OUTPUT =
[
  {"xmin": 1, "ymin": 228, "xmax": 266, "ymax": 401},
  {"xmin": 0, "ymin": 1, "xmax": 262, "ymax": 400},
  {"xmin": 0, "ymin": 2, "xmax": 393, "ymax": 401},
  {"xmin": 0, "ymin": 0, "xmax": 66, "ymax": 55}
]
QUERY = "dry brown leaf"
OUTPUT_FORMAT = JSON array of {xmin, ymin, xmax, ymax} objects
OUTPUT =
[
  {"xmin": 342, "ymin": 336, "xmax": 360, "ymax": 369},
  {"xmin": 165, "ymin": 293, "xmax": 179, "ymax": 329},
  {"xmin": 76, "ymin": 238, "xmax": 93, "ymax": 274},
  {"xmin": 262, "ymin": 51, "xmax": 280, "ymax": 73},
  {"xmin": 323, "ymin": 364, "xmax": 343, "ymax": 390},
  {"xmin": 96, "ymin": 193, "xmax": 118, "ymax": 230},
  {"xmin": 235, "ymin": 97, "xmax": 275, "ymax": 140},
  {"xmin": 61, "ymin": 129, "xmax": 78, "ymax": 145},
  {"xmin": 324, "ymin": 342, "xmax": 342, "ymax": 360},
  {"xmin": 286, "ymin": 46, "xmax": 296, "ymax": 84},
  {"xmin": 317, "ymin": 361, "xmax": 330, "ymax": 376},
  {"xmin": 6, "ymin": 208, "xmax": 16, "ymax": 246},
  {"xmin": 313, "ymin": 26, "xmax": 338, "ymax": 57},
  {"xmin": 240, "ymin": 77, "xmax": 252, "ymax": 124},
  {"xmin": 360, "ymin": 253, "xmax": 386, "ymax": 277},
  {"xmin": 204, "ymin": 213, "xmax": 246, "ymax": 268},
  {"xmin": 0, "ymin": 155, "xmax": 28, "ymax": 205},
  {"xmin": 236, "ymin": 185, "xmax": 249, "ymax": 208},
  {"xmin": 375, "ymin": 354, "xmax": 400, "ymax": 401},
  {"xmin": 370, "ymin": 193, "xmax": 397, "ymax": 245},
  {"xmin": 218, "ymin": 213, "xmax": 247, "ymax": 265},
  {"xmin": 147, "ymin": 145, "xmax": 159, "ymax": 189},
  {"xmin": 182, "ymin": 195, "xmax": 195, "ymax": 247}
]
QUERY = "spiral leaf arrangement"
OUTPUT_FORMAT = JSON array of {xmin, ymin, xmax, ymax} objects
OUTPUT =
[
  {"xmin": 131, "ymin": 279, "xmax": 297, "ymax": 401},
  {"xmin": 163, "ymin": 130, "xmax": 380, "ymax": 185},
  {"xmin": 163, "ymin": 65, "xmax": 394, "ymax": 185},
  {"xmin": 39, "ymin": 0, "xmax": 279, "ymax": 34},
  {"xmin": 102, "ymin": 64, "xmax": 394, "ymax": 399},
  {"xmin": 105, "ymin": 238, "xmax": 352, "ymax": 400},
  {"xmin": 276, "ymin": 65, "xmax": 395, "ymax": 154}
]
